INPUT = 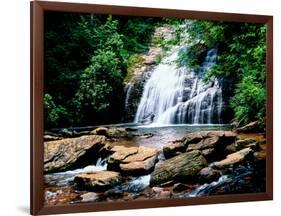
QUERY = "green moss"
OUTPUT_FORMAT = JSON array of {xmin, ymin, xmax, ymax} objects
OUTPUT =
[{"xmin": 124, "ymin": 54, "xmax": 145, "ymax": 83}]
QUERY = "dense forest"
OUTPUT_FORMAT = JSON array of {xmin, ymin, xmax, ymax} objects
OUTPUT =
[{"xmin": 44, "ymin": 12, "xmax": 266, "ymax": 129}]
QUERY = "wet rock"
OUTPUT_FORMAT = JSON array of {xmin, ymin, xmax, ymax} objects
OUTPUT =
[
  {"xmin": 80, "ymin": 192, "xmax": 99, "ymax": 202},
  {"xmin": 201, "ymin": 148, "xmax": 216, "ymax": 161},
  {"xmin": 104, "ymin": 189, "xmax": 124, "ymax": 199},
  {"xmin": 187, "ymin": 136, "xmax": 220, "ymax": 151},
  {"xmin": 163, "ymin": 139, "xmax": 187, "ymax": 159},
  {"xmin": 235, "ymin": 138, "xmax": 257, "ymax": 151},
  {"xmin": 150, "ymin": 150, "xmax": 207, "ymax": 187},
  {"xmin": 163, "ymin": 130, "xmax": 237, "ymax": 160},
  {"xmin": 236, "ymin": 121, "xmax": 261, "ymax": 133},
  {"xmin": 122, "ymin": 146, "xmax": 158, "ymax": 162},
  {"xmin": 119, "ymin": 156, "xmax": 158, "ymax": 175},
  {"xmin": 172, "ymin": 183, "xmax": 189, "ymax": 193},
  {"xmin": 74, "ymin": 171, "xmax": 122, "ymax": 191},
  {"xmin": 152, "ymin": 187, "xmax": 164, "ymax": 194},
  {"xmin": 98, "ymin": 143, "xmax": 112, "ymax": 157},
  {"xmin": 108, "ymin": 146, "xmax": 159, "ymax": 175},
  {"xmin": 212, "ymin": 147, "xmax": 254, "ymax": 169},
  {"xmin": 155, "ymin": 191, "xmax": 171, "ymax": 199},
  {"xmin": 225, "ymin": 143, "xmax": 237, "ymax": 154},
  {"xmin": 90, "ymin": 127, "xmax": 108, "ymax": 136},
  {"xmin": 90, "ymin": 127, "xmax": 130, "ymax": 138},
  {"xmin": 108, "ymin": 146, "xmax": 139, "ymax": 164},
  {"xmin": 44, "ymin": 186, "xmax": 79, "ymax": 206},
  {"xmin": 152, "ymin": 187, "xmax": 171, "ymax": 199},
  {"xmin": 199, "ymin": 167, "xmax": 222, "ymax": 183},
  {"xmin": 44, "ymin": 135, "xmax": 106, "ymax": 173},
  {"xmin": 107, "ymin": 128, "xmax": 130, "ymax": 138}
]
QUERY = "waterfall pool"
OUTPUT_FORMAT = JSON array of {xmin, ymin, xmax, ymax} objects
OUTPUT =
[{"xmin": 109, "ymin": 123, "xmax": 232, "ymax": 149}]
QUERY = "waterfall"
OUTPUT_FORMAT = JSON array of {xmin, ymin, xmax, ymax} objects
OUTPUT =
[{"xmin": 134, "ymin": 46, "xmax": 223, "ymax": 125}]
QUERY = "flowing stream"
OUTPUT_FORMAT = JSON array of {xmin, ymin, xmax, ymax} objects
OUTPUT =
[
  {"xmin": 134, "ymin": 46, "xmax": 223, "ymax": 126},
  {"xmin": 45, "ymin": 157, "xmax": 108, "ymax": 187}
]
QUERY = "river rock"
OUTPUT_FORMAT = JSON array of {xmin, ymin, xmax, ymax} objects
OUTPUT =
[
  {"xmin": 198, "ymin": 167, "xmax": 222, "ymax": 183},
  {"xmin": 187, "ymin": 136, "xmax": 220, "ymax": 151},
  {"xmin": 44, "ymin": 135, "xmax": 106, "ymax": 173},
  {"xmin": 235, "ymin": 138, "xmax": 257, "ymax": 151},
  {"xmin": 80, "ymin": 192, "xmax": 99, "ymax": 202},
  {"xmin": 236, "ymin": 121, "xmax": 260, "ymax": 133},
  {"xmin": 224, "ymin": 143, "xmax": 237, "ymax": 154},
  {"xmin": 150, "ymin": 150, "xmax": 208, "ymax": 187},
  {"xmin": 108, "ymin": 146, "xmax": 139, "ymax": 163},
  {"xmin": 107, "ymin": 146, "xmax": 159, "ymax": 175},
  {"xmin": 74, "ymin": 171, "xmax": 122, "ymax": 191},
  {"xmin": 104, "ymin": 188, "xmax": 124, "ymax": 199},
  {"xmin": 107, "ymin": 128, "xmax": 130, "ymax": 138},
  {"xmin": 163, "ymin": 139, "xmax": 187, "ymax": 159},
  {"xmin": 90, "ymin": 127, "xmax": 108, "ymax": 136},
  {"xmin": 212, "ymin": 147, "xmax": 254, "ymax": 169},
  {"xmin": 172, "ymin": 183, "xmax": 189, "ymax": 193},
  {"xmin": 152, "ymin": 187, "xmax": 171, "ymax": 199},
  {"xmin": 163, "ymin": 130, "xmax": 237, "ymax": 160},
  {"xmin": 201, "ymin": 148, "xmax": 216, "ymax": 161},
  {"xmin": 90, "ymin": 127, "xmax": 129, "ymax": 138}
]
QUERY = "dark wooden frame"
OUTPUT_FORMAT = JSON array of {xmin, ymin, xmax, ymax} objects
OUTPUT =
[{"xmin": 31, "ymin": 1, "xmax": 273, "ymax": 215}]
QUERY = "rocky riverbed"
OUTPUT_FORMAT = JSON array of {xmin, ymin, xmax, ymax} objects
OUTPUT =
[{"xmin": 44, "ymin": 123, "xmax": 266, "ymax": 206}]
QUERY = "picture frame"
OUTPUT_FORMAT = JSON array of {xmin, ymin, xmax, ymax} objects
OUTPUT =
[{"xmin": 31, "ymin": 1, "xmax": 273, "ymax": 215}]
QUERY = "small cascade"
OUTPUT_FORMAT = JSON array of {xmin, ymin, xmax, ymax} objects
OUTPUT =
[
  {"xmin": 134, "ymin": 46, "xmax": 223, "ymax": 125},
  {"xmin": 45, "ymin": 157, "xmax": 108, "ymax": 186},
  {"xmin": 186, "ymin": 164, "xmax": 258, "ymax": 197},
  {"xmin": 187, "ymin": 175, "xmax": 230, "ymax": 197},
  {"xmin": 124, "ymin": 84, "xmax": 133, "ymax": 113},
  {"xmin": 114, "ymin": 175, "xmax": 151, "ymax": 193}
]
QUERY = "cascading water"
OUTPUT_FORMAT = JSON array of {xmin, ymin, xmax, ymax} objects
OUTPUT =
[
  {"xmin": 134, "ymin": 46, "xmax": 223, "ymax": 125},
  {"xmin": 44, "ymin": 157, "xmax": 108, "ymax": 187}
]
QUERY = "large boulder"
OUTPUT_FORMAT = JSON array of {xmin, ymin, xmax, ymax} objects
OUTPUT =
[
  {"xmin": 212, "ymin": 147, "xmax": 254, "ymax": 169},
  {"xmin": 44, "ymin": 135, "xmax": 106, "ymax": 173},
  {"xmin": 150, "ymin": 150, "xmax": 207, "ymax": 187},
  {"xmin": 107, "ymin": 146, "xmax": 159, "ymax": 175},
  {"xmin": 163, "ymin": 130, "xmax": 237, "ymax": 161},
  {"xmin": 74, "ymin": 171, "xmax": 122, "ymax": 191}
]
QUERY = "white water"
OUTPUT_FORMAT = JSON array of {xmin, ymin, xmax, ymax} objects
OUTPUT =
[
  {"xmin": 45, "ymin": 157, "xmax": 108, "ymax": 186},
  {"xmin": 187, "ymin": 175, "xmax": 230, "ymax": 197},
  {"xmin": 114, "ymin": 174, "xmax": 151, "ymax": 193},
  {"xmin": 134, "ymin": 46, "xmax": 223, "ymax": 126}
]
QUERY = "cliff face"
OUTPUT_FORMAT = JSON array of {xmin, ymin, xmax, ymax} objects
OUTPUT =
[{"xmin": 123, "ymin": 27, "xmax": 176, "ymax": 122}]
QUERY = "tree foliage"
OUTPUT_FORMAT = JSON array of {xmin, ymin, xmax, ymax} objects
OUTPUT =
[{"xmin": 44, "ymin": 12, "xmax": 158, "ymax": 128}]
